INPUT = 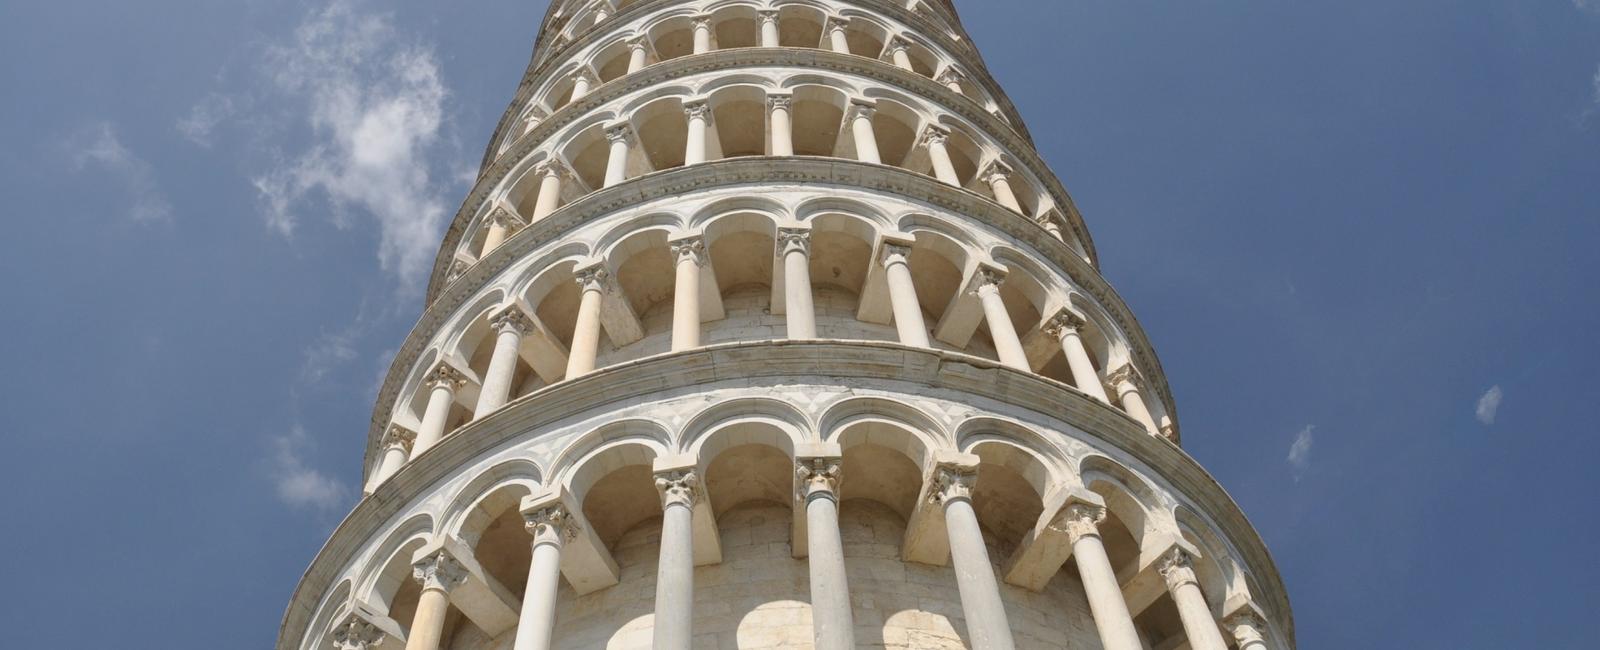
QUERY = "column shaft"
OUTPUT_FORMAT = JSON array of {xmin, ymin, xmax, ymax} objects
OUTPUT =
[
  {"xmin": 944, "ymin": 497, "xmax": 1017, "ymax": 650},
  {"xmin": 481, "ymin": 222, "xmax": 508, "ymax": 255},
  {"xmin": 1171, "ymin": 581, "xmax": 1229, "ymax": 650},
  {"xmin": 759, "ymin": 13, "xmax": 780, "ymax": 47},
  {"xmin": 769, "ymin": 99, "xmax": 793, "ymax": 156},
  {"xmin": 1072, "ymin": 534, "xmax": 1142, "ymax": 650},
  {"xmin": 849, "ymin": 107, "xmax": 881, "ymax": 164},
  {"xmin": 404, "ymin": 588, "xmax": 451, "ymax": 650},
  {"xmin": 671, "ymin": 250, "xmax": 701, "ymax": 351},
  {"xmin": 603, "ymin": 131, "xmax": 629, "ymax": 187},
  {"xmin": 883, "ymin": 250, "xmax": 929, "ymax": 347},
  {"xmin": 805, "ymin": 493, "xmax": 855, "ymax": 649},
  {"xmin": 653, "ymin": 500, "xmax": 695, "ymax": 650},
  {"xmin": 976, "ymin": 284, "xmax": 1029, "ymax": 371},
  {"xmin": 692, "ymin": 19, "xmax": 712, "ymax": 54},
  {"xmin": 927, "ymin": 137, "xmax": 960, "ymax": 186},
  {"xmin": 684, "ymin": 106, "xmax": 709, "ymax": 165},
  {"xmin": 570, "ymin": 75, "xmax": 591, "ymax": 102},
  {"xmin": 891, "ymin": 47, "xmax": 914, "ymax": 71},
  {"xmin": 1059, "ymin": 329, "xmax": 1110, "ymax": 404},
  {"xmin": 373, "ymin": 444, "xmax": 408, "ymax": 485},
  {"xmin": 627, "ymin": 45, "xmax": 647, "ymax": 73},
  {"xmin": 782, "ymin": 238, "xmax": 816, "ymax": 339},
  {"xmin": 531, "ymin": 169, "xmax": 562, "ymax": 220},
  {"xmin": 566, "ymin": 284, "xmax": 603, "ymax": 378},
  {"xmin": 989, "ymin": 174, "xmax": 1023, "ymax": 212},
  {"xmin": 474, "ymin": 326, "xmax": 523, "ymax": 416},
  {"xmin": 413, "ymin": 383, "xmax": 455, "ymax": 455},
  {"xmin": 1118, "ymin": 385, "xmax": 1160, "ymax": 434},
  {"xmin": 828, "ymin": 24, "xmax": 850, "ymax": 53},
  {"xmin": 512, "ymin": 541, "xmax": 563, "ymax": 650}
]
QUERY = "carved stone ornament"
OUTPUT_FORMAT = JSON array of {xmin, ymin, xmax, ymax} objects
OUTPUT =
[
  {"xmin": 927, "ymin": 462, "xmax": 977, "ymax": 504},
  {"xmin": 524, "ymin": 504, "xmax": 580, "ymax": 547},
  {"xmin": 980, "ymin": 160, "xmax": 1014, "ymax": 185},
  {"xmin": 1158, "ymin": 549, "xmax": 1199, "ymax": 590},
  {"xmin": 1104, "ymin": 364, "xmax": 1144, "ymax": 394},
  {"xmin": 795, "ymin": 457, "xmax": 843, "ymax": 500},
  {"xmin": 574, "ymin": 265, "xmax": 611, "ymax": 293},
  {"xmin": 446, "ymin": 259, "xmax": 471, "ymax": 284},
  {"xmin": 670, "ymin": 237, "xmax": 707, "ymax": 266},
  {"xmin": 486, "ymin": 206, "xmax": 523, "ymax": 229},
  {"xmin": 534, "ymin": 158, "xmax": 569, "ymax": 179},
  {"xmin": 490, "ymin": 305, "xmax": 533, "ymax": 336},
  {"xmin": 381, "ymin": 425, "xmax": 416, "ymax": 454},
  {"xmin": 411, "ymin": 551, "xmax": 469, "ymax": 592},
  {"xmin": 654, "ymin": 469, "xmax": 701, "ymax": 508},
  {"xmin": 881, "ymin": 241, "xmax": 914, "ymax": 266},
  {"xmin": 1048, "ymin": 502, "xmax": 1106, "ymax": 542},
  {"xmin": 1225, "ymin": 610, "xmax": 1268, "ymax": 646},
  {"xmin": 970, "ymin": 265, "xmax": 1007, "ymax": 296},
  {"xmin": 757, "ymin": 9, "xmax": 779, "ymax": 25},
  {"xmin": 424, "ymin": 363, "xmax": 467, "ymax": 391},
  {"xmin": 330, "ymin": 614, "xmax": 384, "ymax": 650},
  {"xmin": 936, "ymin": 66, "xmax": 966, "ymax": 86},
  {"xmin": 776, "ymin": 227, "xmax": 811, "ymax": 257},
  {"xmin": 766, "ymin": 93, "xmax": 793, "ymax": 110},
  {"xmin": 845, "ymin": 99, "xmax": 877, "ymax": 122},
  {"xmin": 603, "ymin": 122, "xmax": 633, "ymax": 143},
  {"xmin": 1041, "ymin": 309, "xmax": 1087, "ymax": 339},
  {"xmin": 919, "ymin": 124, "xmax": 951, "ymax": 147},
  {"xmin": 683, "ymin": 100, "xmax": 712, "ymax": 121},
  {"xmin": 824, "ymin": 15, "xmax": 851, "ymax": 33}
]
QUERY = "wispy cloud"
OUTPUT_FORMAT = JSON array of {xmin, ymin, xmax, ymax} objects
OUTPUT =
[
  {"xmin": 249, "ymin": 0, "xmax": 453, "ymax": 293},
  {"xmin": 1287, "ymin": 425, "xmax": 1314, "ymax": 481},
  {"xmin": 269, "ymin": 424, "xmax": 350, "ymax": 512},
  {"xmin": 1577, "ymin": 0, "xmax": 1600, "ymax": 14},
  {"xmin": 64, "ymin": 121, "xmax": 173, "ymax": 223},
  {"xmin": 1475, "ymin": 385, "xmax": 1503, "ymax": 425},
  {"xmin": 176, "ymin": 93, "xmax": 237, "ymax": 148}
]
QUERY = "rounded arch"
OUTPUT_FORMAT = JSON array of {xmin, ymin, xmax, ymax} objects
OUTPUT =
[
  {"xmin": 442, "ymin": 458, "xmax": 545, "ymax": 546},
  {"xmin": 441, "ymin": 288, "xmax": 512, "ymax": 363},
  {"xmin": 681, "ymin": 397, "xmax": 811, "ymax": 455},
  {"xmin": 299, "ymin": 579, "xmax": 353, "ymax": 650},
  {"xmin": 1174, "ymin": 504, "xmax": 1246, "ymax": 615},
  {"xmin": 555, "ymin": 427, "xmax": 672, "ymax": 550},
  {"xmin": 1077, "ymin": 454, "xmax": 1169, "ymax": 548},
  {"xmin": 355, "ymin": 513, "xmax": 435, "ymax": 616},
  {"xmin": 550, "ymin": 419, "xmax": 674, "ymax": 498}
]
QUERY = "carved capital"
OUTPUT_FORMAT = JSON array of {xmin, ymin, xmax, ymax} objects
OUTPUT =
[
  {"xmin": 574, "ymin": 265, "xmax": 611, "ymax": 293},
  {"xmin": 757, "ymin": 9, "xmax": 779, "ymax": 25},
  {"xmin": 570, "ymin": 67, "xmax": 597, "ymax": 85},
  {"xmin": 1105, "ymin": 364, "xmax": 1144, "ymax": 395},
  {"xmin": 919, "ymin": 124, "xmax": 950, "ymax": 148},
  {"xmin": 683, "ymin": 99, "xmax": 711, "ymax": 121},
  {"xmin": 927, "ymin": 461, "xmax": 978, "ymax": 504},
  {"xmin": 690, "ymin": 14, "xmax": 713, "ymax": 30},
  {"xmin": 968, "ymin": 264, "xmax": 1007, "ymax": 297},
  {"xmin": 845, "ymin": 99, "xmax": 877, "ymax": 122},
  {"xmin": 424, "ymin": 363, "xmax": 467, "ymax": 392},
  {"xmin": 776, "ymin": 227, "xmax": 811, "ymax": 257},
  {"xmin": 485, "ymin": 206, "xmax": 524, "ymax": 230},
  {"xmin": 534, "ymin": 158, "xmax": 570, "ymax": 179},
  {"xmin": 523, "ymin": 503, "xmax": 580, "ymax": 547},
  {"xmin": 880, "ymin": 241, "xmax": 913, "ymax": 267},
  {"xmin": 603, "ymin": 122, "xmax": 633, "ymax": 144},
  {"xmin": 654, "ymin": 469, "xmax": 701, "ymax": 508},
  {"xmin": 1041, "ymin": 309, "xmax": 1087, "ymax": 339},
  {"xmin": 489, "ymin": 305, "xmax": 533, "ymax": 336},
  {"xmin": 329, "ymin": 614, "xmax": 384, "ymax": 650},
  {"xmin": 980, "ymin": 160, "xmax": 1014, "ymax": 184},
  {"xmin": 625, "ymin": 35, "xmax": 650, "ymax": 52},
  {"xmin": 1158, "ymin": 549, "xmax": 1199, "ymax": 591},
  {"xmin": 885, "ymin": 36, "xmax": 912, "ymax": 55},
  {"xmin": 795, "ymin": 456, "xmax": 842, "ymax": 500},
  {"xmin": 1048, "ymin": 502, "xmax": 1106, "ymax": 543},
  {"xmin": 446, "ymin": 258, "xmax": 471, "ymax": 284},
  {"xmin": 766, "ymin": 92, "xmax": 793, "ymax": 111},
  {"xmin": 670, "ymin": 235, "xmax": 707, "ymax": 266},
  {"xmin": 381, "ymin": 425, "xmax": 416, "ymax": 454},
  {"xmin": 411, "ymin": 550, "xmax": 468, "ymax": 593},
  {"xmin": 936, "ymin": 66, "xmax": 966, "ymax": 86},
  {"xmin": 1225, "ymin": 610, "xmax": 1268, "ymax": 646},
  {"xmin": 824, "ymin": 15, "xmax": 851, "ymax": 33}
]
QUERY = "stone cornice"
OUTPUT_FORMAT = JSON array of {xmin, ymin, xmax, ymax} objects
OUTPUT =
[
  {"xmin": 433, "ymin": 49, "xmax": 1099, "ymax": 305},
  {"xmin": 279, "ymin": 341, "xmax": 1290, "ymax": 650},
  {"xmin": 499, "ymin": 0, "xmax": 1024, "ymax": 175},
  {"xmin": 393, "ymin": 158, "xmax": 1171, "ymax": 474}
]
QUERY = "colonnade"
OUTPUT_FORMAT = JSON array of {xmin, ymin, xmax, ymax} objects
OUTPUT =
[{"xmin": 383, "ymin": 456, "xmax": 1243, "ymax": 650}]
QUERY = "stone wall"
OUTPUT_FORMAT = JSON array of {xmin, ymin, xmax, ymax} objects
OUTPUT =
[{"xmin": 445, "ymin": 500, "xmax": 1101, "ymax": 650}]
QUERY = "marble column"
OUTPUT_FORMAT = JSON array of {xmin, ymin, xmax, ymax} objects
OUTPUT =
[
  {"xmin": 758, "ymin": 10, "xmax": 780, "ymax": 47},
  {"xmin": 982, "ymin": 162, "xmax": 1024, "ymax": 213},
  {"xmin": 592, "ymin": 7, "xmax": 609, "ymax": 24},
  {"xmin": 530, "ymin": 161, "xmax": 566, "ymax": 221},
  {"xmin": 930, "ymin": 462, "xmax": 1016, "ymax": 650},
  {"xmin": 1106, "ymin": 365, "xmax": 1160, "ymax": 435},
  {"xmin": 652, "ymin": 469, "xmax": 700, "ymax": 650},
  {"xmin": 972, "ymin": 267, "xmax": 1029, "ymax": 371},
  {"xmin": 474, "ymin": 305, "xmax": 532, "ymax": 416},
  {"xmin": 825, "ymin": 16, "xmax": 851, "ymax": 54},
  {"xmin": 1160, "ymin": 551, "xmax": 1229, "ymax": 650},
  {"xmin": 937, "ymin": 67, "xmax": 966, "ymax": 95},
  {"xmin": 603, "ymin": 122, "xmax": 632, "ymax": 187},
  {"xmin": 1225, "ymin": 610, "xmax": 1270, "ymax": 650},
  {"xmin": 691, "ymin": 15, "xmax": 713, "ymax": 54},
  {"xmin": 846, "ymin": 100, "xmax": 881, "ymax": 164},
  {"xmin": 767, "ymin": 93, "xmax": 794, "ymax": 156},
  {"xmin": 881, "ymin": 240, "xmax": 929, "ymax": 347},
  {"xmin": 370, "ymin": 425, "xmax": 416, "ymax": 489},
  {"xmin": 1042, "ymin": 310, "xmax": 1111, "ymax": 404},
  {"xmin": 921, "ymin": 125, "xmax": 960, "ymax": 186},
  {"xmin": 626, "ymin": 37, "xmax": 649, "ymax": 73},
  {"xmin": 886, "ymin": 37, "xmax": 915, "ymax": 70},
  {"xmin": 777, "ymin": 227, "xmax": 816, "ymax": 339},
  {"xmin": 405, "ymin": 551, "xmax": 468, "ymax": 650},
  {"xmin": 569, "ymin": 69, "xmax": 595, "ymax": 103},
  {"xmin": 480, "ymin": 208, "xmax": 521, "ymax": 256},
  {"xmin": 796, "ymin": 457, "xmax": 854, "ymax": 649},
  {"xmin": 566, "ymin": 266, "xmax": 608, "ymax": 379},
  {"xmin": 1054, "ymin": 504, "xmax": 1142, "ymax": 650},
  {"xmin": 330, "ymin": 614, "xmax": 387, "ymax": 650},
  {"xmin": 413, "ymin": 364, "xmax": 466, "ymax": 456},
  {"xmin": 670, "ymin": 236, "xmax": 705, "ymax": 351},
  {"xmin": 1037, "ymin": 212, "xmax": 1066, "ymax": 242},
  {"xmin": 683, "ymin": 100, "xmax": 711, "ymax": 165},
  {"xmin": 513, "ymin": 503, "xmax": 578, "ymax": 650}
]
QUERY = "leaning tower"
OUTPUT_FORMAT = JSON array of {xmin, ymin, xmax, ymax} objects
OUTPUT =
[{"xmin": 279, "ymin": 0, "xmax": 1294, "ymax": 648}]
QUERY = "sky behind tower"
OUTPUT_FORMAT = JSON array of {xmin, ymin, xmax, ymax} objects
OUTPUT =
[{"xmin": 2, "ymin": 0, "xmax": 1597, "ymax": 647}]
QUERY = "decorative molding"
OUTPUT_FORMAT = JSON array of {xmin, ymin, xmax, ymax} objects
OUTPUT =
[
  {"xmin": 523, "ymin": 504, "xmax": 580, "ymax": 547},
  {"xmin": 1048, "ymin": 502, "xmax": 1106, "ymax": 543},
  {"xmin": 654, "ymin": 468, "xmax": 701, "ymax": 508},
  {"xmin": 775, "ymin": 226, "xmax": 811, "ymax": 257},
  {"xmin": 411, "ymin": 550, "xmax": 468, "ymax": 593},
  {"xmin": 1158, "ymin": 549, "xmax": 1200, "ymax": 591},
  {"xmin": 380, "ymin": 425, "xmax": 416, "ymax": 454},
  {"xmin": 795, "ymin": 456, "xmax": 843, "ymax": 500}
]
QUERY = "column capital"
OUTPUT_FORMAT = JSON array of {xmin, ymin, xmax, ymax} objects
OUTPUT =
[
  {"xmin": 966, "ymin": 262, "xmax": 1008, "ymax": 296},
  {"xmin": 919, "ymin": 123, "xmax": 951, "ymax": 147},
  {"xmin": 522, "ymin": 502, "xmax": 580, "ymax": 548},
  {"xmin": 1104, "ymin": 363, "xmax": 1145, "ymax": 395},
  {"xmin": 603, "ymin": 120, "xmax": 634, "ymax": 144},
  {"xmin": 625, "ymin": 34, "xmax": 651, "ymax": 52},
  {"xmin": 682, "ymin": 98, "xmax": 712, "ymax": 121},
  {"xmin": 447, "ymin": 258, "xmax": 471, "ymax": 284},
  {"xmin": 757, "ymin": 9, "xmax": 779, "ymax": 25},
  {"xmin": 573, "ymin": 262, "xmax": 612, "ymax": 293},
  {"xmin": 824, "ymin": 15, "xmax": 851, "ymax": 33},
  {"xmin": 845, "ymin": 98, "xmax": 877, "ymax": 122},
  {"xmin": 1225, "ymin": 609, "xmax": 1268, "ymax": 646},
  {"xmin": 381, "ymin": 424, "xmax": 417, "ymax": 454},
  {"xmin": 776, "ymin": 226, "xmax": 811, "ymax": 257},
  {"xmin": 1047, "ymin": 501, "xmax": 1106, "ymax": 543},
  {"xmin": 885, "ymin": 35, "xmax": 912, "ymax": 55},
  {"xmin": 927, "ymin": 459, "xmax": 979, "ymax": 505},
  {"xmin": 424, "ymin": 362, "xmax": 468, "ymax": 392},
  {"xmin": 485, "ymin": 205, "xmax": 525, "ymax": 229},
  {"xmin": 936, "ymin": 66, "xmax": 966, "ymax": 86},
  {"xmin": 329, "ymin": 614, "xmax": 385, "ymax": 650},
  {"xmin": 411, "ymin": 549, "xmax": 469, "ymax": 593},
  {"xmin": 766, "ymin": 92, "xmax": 793, "ymax": 110},
  {"xmin": 569, "ymin": 67, "xmax": 597, "ymax": 85},
  {"xmin": 489, "ymin": 303, "xmax": 534, "ymax": 336},
  {"xmin": 980, "ymin": 160, "xmax": 1014, "ymax": 184},
  {"xmin": 794, "ymin": 455, "xmax": 843, "ymax": 500},
  {"xmin": 534, "ymin": 158, "xmax": 570, "ymax": 179},
  {"xmin": 690, "ymin": 14, "xmax": 713, "ymax": 30},
  {"xmin": 879, "ymin": 235, "xmax": 915, "ymax": 267},
  {"xmin": 669, "ymin": 233, "xmax": 707, "ymax": 266},
  {"xmin": 1157, "ymin": 548, "xmax": 1200, "ymax": 591},
  {"xmin": 653, "ymin": 468, "xmax": 703, "ymax": 509},
  {"xmin": 1040, "ymin": 308, "xmax": 1087, "ymax": 339}
]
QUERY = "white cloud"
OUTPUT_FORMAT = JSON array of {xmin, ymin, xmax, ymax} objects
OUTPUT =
[
  {"xmin": 1287, "ymin": 425, "xmax": 1314, "ymax": 480},
  {"xmin": 1577, "ymin": 0, "xmax": 1600, "ymax": 13},
  {"xmin": 1475, "ymin": 385, "xmax": 1504, "ymax": 425},
  {"xmin": 251, "ymin": 0, "xmax": 453, "ymax": 292},
  {"xmin": 65, "ymin": 121, "xmax": 173, "ymax": 223},
  {"xmin": 176, "ymin": 93, "xmax": 237, "ymax": 147},
  {"xmin": 270, "ymin": 424, "xmax": 350, "ymax": 512}
]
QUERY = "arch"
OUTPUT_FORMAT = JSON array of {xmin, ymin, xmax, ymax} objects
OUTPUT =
[
  {"xmin": 299, "ymin": 579, "xmax": 353, "ymax": 650},
  {"xmin": 549, "ymin": 419, "xmax": 674, "ymax": 498},
  {"xmin": 681, "ymin": 397, "xmax": 811, "ymax": 456},
  {"xmin": 819, "ymin": 396, "xmax": 949, "ymax": 466},
  {"xmin": 442, "ymin": 458, "xmax": 545, "ymax": 547},
  {"xmin": 1174, "ymin": 504, "xmax": 1247, "ymax": 615},
  {"xmin": 1076, "ymin": 454, "xmax": 1170, "ymax": 549},
  {"xmin": 356, "ymin": 513, "xmax": 435, "ymax": 616}
]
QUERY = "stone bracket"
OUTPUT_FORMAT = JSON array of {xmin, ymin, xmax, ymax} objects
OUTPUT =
[
  {"xmin": 856, "ymin": 232, "xmax": 916, "ymax": 326},
  {"xmin": 653, "ymin": 454, "xmax": 723, "ymax": 566},
  {"xmin": 901, "ymin": 450, "xmax": 980, "ymax": 565},
  {"xmin": 520, "ymin": 486, "xmax": 620, "ymax": 596},
  {"xmin": 1119, "ymin": 536, "xmax": 1202, "ymax": 618},
  {"xmin": 1002, "ymin": 486, "xmax": 1104, "ymax": 591},
  {"xmin": 410, "ymin": 536, "xmax": 522, "ymax": 638}
]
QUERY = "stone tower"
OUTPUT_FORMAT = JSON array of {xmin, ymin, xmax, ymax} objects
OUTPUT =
[{"xmin": 278, "ymin": 1, "xmax": 1293, "ymax": 649}]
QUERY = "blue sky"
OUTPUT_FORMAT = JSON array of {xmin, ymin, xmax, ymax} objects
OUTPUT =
[{"xmin": 2, "ymin": 0, "xmax": 1597, "ymax": 647}]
